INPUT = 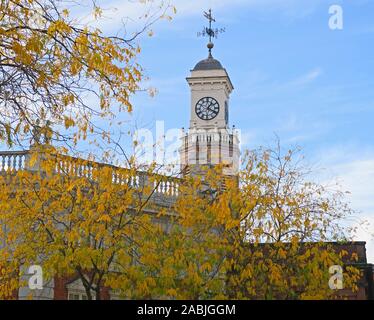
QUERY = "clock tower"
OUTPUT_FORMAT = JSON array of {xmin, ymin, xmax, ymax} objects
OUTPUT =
[{"xmin": 180, "ymin": 10, "xmax": 240, "ymax": 177}]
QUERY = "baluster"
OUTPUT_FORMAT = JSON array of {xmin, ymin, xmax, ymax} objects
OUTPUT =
[
  {"xmin": 12, "ymin": 155, "xmax": 16, "ymax": 171},
  {"xmin": 18, "ymin": 154, "xmax": 23, "ymax": 170},
  {"xmin": 88, "ymin": 164, "xmax": 91, "ymax": 179},
  {"xmin": 162, "ymin": 181, "xmax": 166, "ymax": 194}
]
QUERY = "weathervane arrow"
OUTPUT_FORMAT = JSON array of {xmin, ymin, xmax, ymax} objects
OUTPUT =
[{"xmin": 197, "ymin": 9, "xmax": 225, "ymax": 56}]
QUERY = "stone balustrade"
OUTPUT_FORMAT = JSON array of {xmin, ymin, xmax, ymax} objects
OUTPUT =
[
  {"xmin": 0, "ymin": 150, "xmax": 29, "ymax": 172},
  {"xmin": 0, "ymin": 150, "xmax": 180, "ymax": 200}
]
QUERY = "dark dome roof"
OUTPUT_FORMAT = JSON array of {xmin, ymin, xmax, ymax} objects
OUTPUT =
[{"xmin": 193, "ymin": 56, "xmax": 223, "ymax": 71}]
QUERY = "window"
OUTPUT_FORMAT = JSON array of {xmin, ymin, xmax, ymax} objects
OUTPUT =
[
  {"xmin": 68, "ymin": 292, "xmax": 90, "ymax": 300},
  {"xmin": 66, "ymin": 278, "xmax": 95, "ymax": 300}
]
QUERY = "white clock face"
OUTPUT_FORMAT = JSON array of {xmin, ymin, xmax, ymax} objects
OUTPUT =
[{"xmin": 195, "ymin": 97, "xmax": 220, "ymax": 121}]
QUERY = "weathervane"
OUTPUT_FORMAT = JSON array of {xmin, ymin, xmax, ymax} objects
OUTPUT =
[{"xmin": 197, "ymin": 9, "xmax": 225, "ymax": 56}]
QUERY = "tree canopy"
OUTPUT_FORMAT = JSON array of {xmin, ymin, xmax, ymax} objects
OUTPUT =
[
  {"xmin": 0, "ymin": 0, "xmax": 173, "ymax": 148},
  {"xmin": 0, "ymin": 145, "xmax": 361, "ymax": 299},
  {"xmin": 0, "ymin": 0, "xmax": 362, "ymax": 301}
]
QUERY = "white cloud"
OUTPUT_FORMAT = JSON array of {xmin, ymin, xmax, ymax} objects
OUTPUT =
[
  {"xmin": 314, "ymin": 147, "xmax": 374, "ymax": 263},
  {"xmin": 239, "ymin": 67, "xmax": 323, "ymax": 102},
  {"xmin": 70, "ymin": 0, "xmax": 330, "ymax": 34},
  {"xmin": 332, "ymin": 159, "xmax": 374, "ymax": 211},
  {"xmin": 285, "ymin": 68, "xmax": 323, "ymax": 87},
  {"xmin": 171, "ymin": 0, "xmax": 328, "ymax": 18},
  {"xmin": 238, "ymin": 129, "xmax": 257, "ymax": 148}
]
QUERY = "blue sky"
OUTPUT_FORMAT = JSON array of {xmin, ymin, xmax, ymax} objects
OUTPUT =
[{"xmin": 109, "ymin": 0, "xmax": 373, "ymax": 261}]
